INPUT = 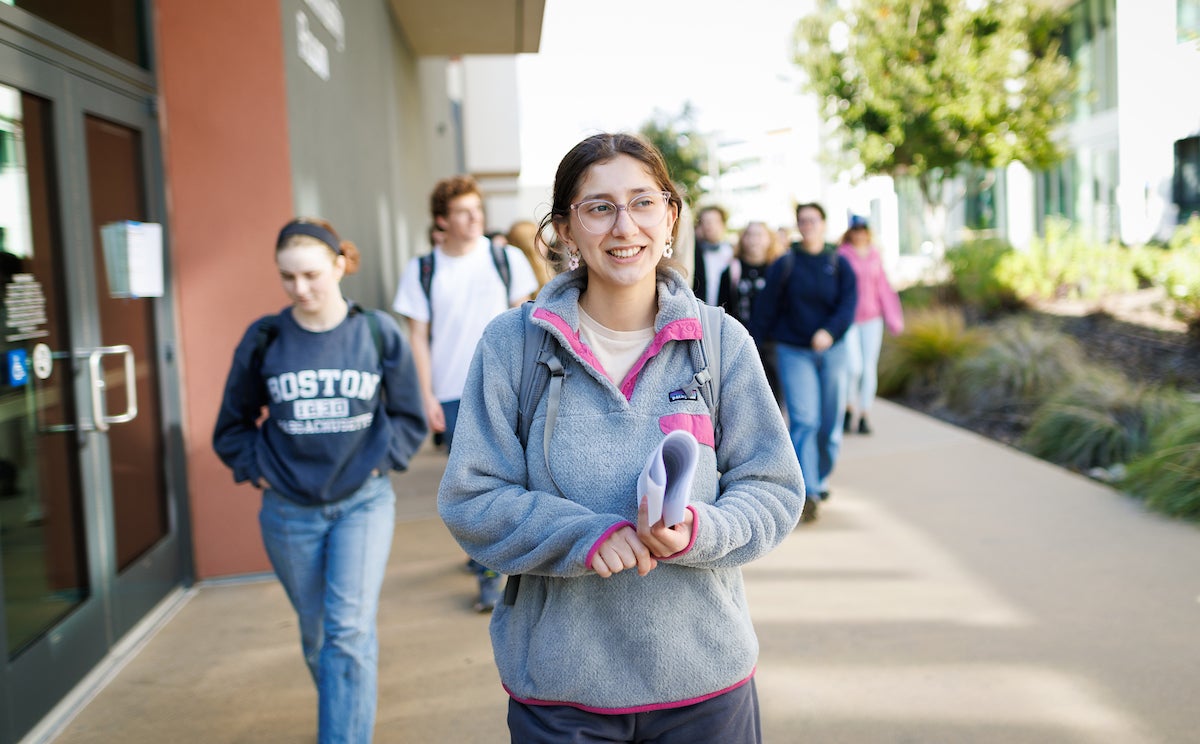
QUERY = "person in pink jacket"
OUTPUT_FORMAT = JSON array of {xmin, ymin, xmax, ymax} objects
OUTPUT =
[{"xmin": 837, "ymin": 215, "xmax": 904, "ymax": 434}]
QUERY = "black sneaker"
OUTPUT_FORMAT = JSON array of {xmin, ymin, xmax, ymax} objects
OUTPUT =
[
  {"xmin": 800, "ymin": 497, "xmax": 819, "ymax": 523},
  {"xmin": 843, "ymin": 411, "xmax": 853, "ymax": 433},
  {"xmin": 475, "ymin": 570, "xmax": 503, "ymax": 613},
  {"xmin": 858, "ymin": 417, "xmax": 872, "ymax": 435}
]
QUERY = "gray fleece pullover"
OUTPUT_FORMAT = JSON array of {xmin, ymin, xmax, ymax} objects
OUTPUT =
[{"xmin": 437, "ymin": 268, "xmax": 805, "ymax": 713}]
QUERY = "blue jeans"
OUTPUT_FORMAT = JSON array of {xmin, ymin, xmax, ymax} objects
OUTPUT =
[
  {"xmin": 776, "ymin": 340, "xmax": 849, "ymax": 495},
  {"xmin": 260, "ymin": 474, "xmax": 395, "ymax": 744},
  {"xmin": 845, "ymin": 317, "xmax": 884, "ymax": 415},
  {"xmin": 441, "ymin": 398, "xmax": 461, "ymax": 450}
]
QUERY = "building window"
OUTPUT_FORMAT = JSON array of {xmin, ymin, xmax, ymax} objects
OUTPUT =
[
  {"xmin": 1175, "ymin": 136, "xmax": 1200, "ymax": 221},
  {"xmin": 1181, "ymin": 0, "xmax": 1200, "ymax": 42},
  {"xmin": 1062, "ymin": 0, "xmax": 1118, "ymax": 117}
]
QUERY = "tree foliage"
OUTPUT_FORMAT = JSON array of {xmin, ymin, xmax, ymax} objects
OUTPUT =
[
  {"xmin": 639, "ymin": 103, "xmax": 709, "ymax": 206},
  {"xmin": 794, "ymin": 0, "xmax": 1075, "ymax": 246}
]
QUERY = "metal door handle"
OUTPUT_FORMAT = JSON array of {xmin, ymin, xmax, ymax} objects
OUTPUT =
[{"xmin": 86, "ymin": 345, "xmax": 138, "ymax": 432}]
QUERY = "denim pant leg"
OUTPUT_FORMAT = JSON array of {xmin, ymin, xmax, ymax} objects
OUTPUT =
[
  {"xmin": 816, "ymin": 339, "xmax": 850, "ymax": 488},
  {"xmin": 318, "ymin": 475, "xmax": 396, "ymax": 744},
  {"xmin": 259, "ymin": 477, "xmax": 396, "ymax": 744},
  {"xmin": 260, "ymin": 491, "xmax": 328, "ymax": 682},
  {"xmin": 843, "ymin": 322, "xmax": 864, "ymax": 411},
  {"xmin": 857, "ymin": 317, "xmax": 885, "ymax": 414},
  {"xmin": 441, "ymin": 398, "xmax": 461, "ymax": 451},
  {"xmin": 776, "ymin": 343, "xmax": 821, "ymax": 495}
]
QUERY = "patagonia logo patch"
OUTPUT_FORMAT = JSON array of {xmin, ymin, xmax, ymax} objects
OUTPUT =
[{"xmin": 669, "ymin": 388, "xmax": 699, "ymax": 403}]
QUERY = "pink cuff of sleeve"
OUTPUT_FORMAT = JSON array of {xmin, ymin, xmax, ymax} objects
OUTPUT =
[
  {"xmin": 661, "ymin": 505, "xmax": 699, "ymax": 560},
  {"xmin": 586, "ymin": 521, "xmax": 635, "ymax": 569}
]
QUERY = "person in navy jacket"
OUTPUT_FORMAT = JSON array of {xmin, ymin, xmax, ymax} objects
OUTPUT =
[
  {"xmin": 751, "ymin": 203, "xmax": 857, "ymax": 522},
  {"xmin": 214, "ymin": 218, "xmax": 425, "ymax": 744}
]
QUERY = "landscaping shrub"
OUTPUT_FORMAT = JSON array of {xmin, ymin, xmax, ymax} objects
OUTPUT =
[
  {"xmin": 943, "ymin": 238, "xmax": 1021, "ymax": 316},
  {"xmin": 1020, "ymin": 370, "xmax": 1180, "ymax": 471},
  {"xmin": 995, "ymin": 217, "xmax": 1141, "ymax": 303},
  {"xmin": 897, "ymin": 282, "xmax": 955, "ymax": 312},
  {"xmin": 1155, "ymin": 216, "xmax": 1200, "ymax": 328},
  {"xmin": 944, "ymin": 318, "xmax": 1086, "ymax": 416},
  {"xmin": 878, "ymin": 306, "xmax": 983, "ymax": 399},
  {"xmin": 1122, "ymin": 403, "xmax": 1200, "ymax": 519}
]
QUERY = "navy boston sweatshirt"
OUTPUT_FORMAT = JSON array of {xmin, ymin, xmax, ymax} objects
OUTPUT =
[{"xmin": 213, "ymin": 305, "xmax": 427, "ymax": 506}]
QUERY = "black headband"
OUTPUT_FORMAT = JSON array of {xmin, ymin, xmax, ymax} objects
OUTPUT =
[{"xmin": 276, "ymin": 221, "xmax": 342, "ymax": 254}]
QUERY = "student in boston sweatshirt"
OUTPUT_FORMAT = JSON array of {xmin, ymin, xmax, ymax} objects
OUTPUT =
[
  {"xmin": 213, "ymin": 218, "xmax": 426, "ymax": 744},
  {"xmin": 437, "ymin": 133, "xmax": 804, "ymax": 743}
]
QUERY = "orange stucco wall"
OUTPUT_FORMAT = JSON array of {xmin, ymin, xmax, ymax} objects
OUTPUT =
[{"xmin": 155, "ymin": 2, "xmax": 293, "ymax": 577}]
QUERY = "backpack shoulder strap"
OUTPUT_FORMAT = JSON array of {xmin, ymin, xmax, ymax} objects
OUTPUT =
[
  {"xmin": 249, "ymin": 314, "xmax": 280, "ymax": 402},
  {"xmin": 251, "ymin": 315, "xmax": 280, "ymax": 374},
  {"xmin": 491, "ymin": 239, "xmax": 513, "ymax": 297},
  {"xmin": 695, "ymin": 299, "xmax": 723, "ymax": 447},
  {"xmin": 516, "ymin": 302, "xmax": 546, "ymax": 447},
  {"xmin": 507, "ymin": 302, "xmax": 562, "ymax": 608},
  {"xmin": 418, "ymin": 253, "xmax": 435, "ymax": 330},
  {"xmin": 355, "ymin": 305, "xmax": 384, "ymax": 362}
]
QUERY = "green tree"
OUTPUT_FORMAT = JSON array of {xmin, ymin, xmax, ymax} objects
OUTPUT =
[
  {"xmin": 639, "ymin": 103, "xmax": 709, "ymax": 206},
  {"xmin": 794, "ymin": 0, "xmax": 1074, "ymax": 252}
]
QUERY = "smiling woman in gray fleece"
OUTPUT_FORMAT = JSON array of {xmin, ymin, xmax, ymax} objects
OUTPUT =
[{"xmin": 438, "ymin": 133, "xmax": 805, "ymax": 744}]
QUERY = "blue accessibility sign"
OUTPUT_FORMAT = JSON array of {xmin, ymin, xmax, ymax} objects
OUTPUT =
[{"xmin": 7, "ymin": 349, "xmax": 29, "ymax": 387}]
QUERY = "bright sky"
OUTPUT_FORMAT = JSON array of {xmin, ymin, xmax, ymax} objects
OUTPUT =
[{"xmin": 516, "ymin": 0, "xmax": 817, "ymax": 185}]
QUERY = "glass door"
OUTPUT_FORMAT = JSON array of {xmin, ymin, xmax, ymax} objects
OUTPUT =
[{"xmin": 0, "ymin": 35, "xmax": 185, "ymax": 744}]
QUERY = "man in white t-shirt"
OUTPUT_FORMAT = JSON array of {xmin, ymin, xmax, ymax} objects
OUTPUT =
[
  {"xmin": 393, "ymin": 175, "xmax": 537, "ymax": 610},
  {"xmin": 394, "ymin": 175, "xmax": 537, "ymax": 447},
  {"xmin": 691, "ymin": 205, "xmax": 733, "ymax": 306}
]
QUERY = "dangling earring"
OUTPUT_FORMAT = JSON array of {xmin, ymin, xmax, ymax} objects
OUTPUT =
[
  {"xmin": 567, "ymin": 245, "xmax": 580, "ymax": 271},
  {"xmin": 663, "ymin": 238, "xmax": 674, "ymax": 260}
]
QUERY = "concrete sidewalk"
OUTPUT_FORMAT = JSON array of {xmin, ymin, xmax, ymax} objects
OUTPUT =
[{"xmin": 37, "ymin": 400, "xmax": 1200, "ymax": 743}]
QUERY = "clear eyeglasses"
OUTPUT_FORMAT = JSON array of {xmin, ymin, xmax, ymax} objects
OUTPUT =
[{"xmin": 569, "ymin": 191, "xmax": 672, "ymax": 234}]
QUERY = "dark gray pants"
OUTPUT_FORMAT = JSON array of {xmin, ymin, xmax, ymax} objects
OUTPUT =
[{"xmin": 507, "ymin": 679, "xmax": 761, "ymax": 744}]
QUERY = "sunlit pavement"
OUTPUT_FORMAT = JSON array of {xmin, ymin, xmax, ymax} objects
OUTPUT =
[{"xmin": 42, "ymin": 400, "xmax": 1200, "ymax": 743}]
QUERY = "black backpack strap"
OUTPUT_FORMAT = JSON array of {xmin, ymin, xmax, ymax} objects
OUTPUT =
[
  {"xmin": 250, "ymin": 315, "xmax": 280, "ymax": 402},
  {"xmin": 348, "ymin": 303, "xmax": 385, "ymax": 363},
  {"xmin": 418, "ymin": 253, "xmax": 435, "ymax": 337},
  {"xmin": 490, "ymin": 239, "xmax": 513, "ymax": 298}
]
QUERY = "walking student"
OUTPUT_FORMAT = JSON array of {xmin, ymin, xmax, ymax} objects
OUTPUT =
[
  {"xmin": 691, "ymin": 204, "xmax": 733, "ymax": 305},
  {"xmin": 392, "ymin": 175, "xmax": 538, "ymax": 611},
  {"xmin": 438, "ymin": 133, "xmax": 804, "ymax": 743},
  {"xmin": 213, "ymin": 217, "xmax": 427, "ymax": 743},
  {"xmin": 838, "ymin": 215, "xmax": 904, "ymax": 435},
  {"xmin": 717, "ymin": 220, "xmax": 785, "ymax": 403},
  {"xmin": 751, "ymin": 202, "xmax": 857, "ymax": 522}
]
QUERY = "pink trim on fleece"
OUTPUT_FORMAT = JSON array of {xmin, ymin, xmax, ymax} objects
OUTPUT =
[
  {"xmin": 504, "ymin": 669, "xmax": 754, "ymax": 714},
  {"xmin": 586, "ymin": 521, "xmax": 635, "ymax": 568},
  {"xmin": 659, "ymin": 413, "xmax": 715, "ymax": 449},
  {"xmin": 533, "ymin": 307, "xmax": 611, "ymax": 381},
  {"xmin": 618, "ymin": 317, "xmax": 702, "ymax": 400}
]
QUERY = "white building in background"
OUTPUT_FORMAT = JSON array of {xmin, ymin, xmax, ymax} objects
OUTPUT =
[{"xmin": 725, "ymin": 0, "xmax": 1200, "ymax": 289}]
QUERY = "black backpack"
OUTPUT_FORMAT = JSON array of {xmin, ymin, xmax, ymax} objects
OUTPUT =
[{"xmin": 417, "ymin": 240, "xmax": 512, "ymax": 339}]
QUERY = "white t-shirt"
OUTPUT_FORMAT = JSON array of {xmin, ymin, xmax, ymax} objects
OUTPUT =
[
  {"xmin": 577, "ymin": 307, "xmax": 655, "ymax": 386},
  {"xmin": 701, "ymin": 242, "xmax": 734, "ymax": 305},
  {"xmin": 393, "ymin": 236, "xmax": 537, "ymax": 402}
]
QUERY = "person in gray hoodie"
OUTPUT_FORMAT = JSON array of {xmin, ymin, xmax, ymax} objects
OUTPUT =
[{"xmin": 438, "ymin": 133, "xmax": 805, "ymax": 743}]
